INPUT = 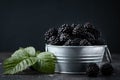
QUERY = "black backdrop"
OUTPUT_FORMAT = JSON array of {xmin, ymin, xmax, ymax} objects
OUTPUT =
[{"xmin": 0, "ymin": 0, "xmax": 119, "ymax": 53}]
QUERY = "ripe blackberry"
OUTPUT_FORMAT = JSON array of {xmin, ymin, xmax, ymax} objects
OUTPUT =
[
  {"xmin": 79, "ymin": 39, "xmax": 91, "ymax": 46},
  {"xmin": 86, "ymin": 63, "xmax": 99, "ymax": 77},
  {"xmin": 80, "ymin": 32, "xmax": 95, "ymax": 40},
  {"xmin": 64, "ymin": 38, "xmax": 81, "ymax": 46},
  {"xmin": 59, "ymin": 33, "xmax": 70, "ymax": 42},
  {"xmin": 44, "ymin": 28, "xmax": 58, "ymax": 41},
  {"xmin": 90, "ymin": 38, "xmax": 106, "ymax": 45},
  {"xmin": 97, "ymin": 38, "xmax": 106, "ymax": 45},
  {"xmin": 72, "ymin": 24, "xmax": 85, "ymax": 37},
  {"xmin": 58, "ymin": 24, "xmax": 72, "ymax": 34},
  {"xmin": 47, "ymin": 36, "xmax": 60, "ymax": 45},
  {"xmin": 101, "ymin": 63, "xmax": 114, "ymax": 76},
  {"xmin": 84, "ymin": 22, "xmax": 100, "ymax": 39},
  {"xmin": 84, "ymin": 22, "xmax": 95, "ymax": 29},
  {"xmin": 85, "ymin": 27, "xmax": 101, "ymax": 39},
  {"xmin": 64, "ymin": 39, "xmax": 72, "ymax": 46}
]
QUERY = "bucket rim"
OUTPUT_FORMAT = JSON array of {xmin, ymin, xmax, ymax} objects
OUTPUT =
[{"xmin": 46, "ymin": 44, "xmax": 107, "ymax": 48}]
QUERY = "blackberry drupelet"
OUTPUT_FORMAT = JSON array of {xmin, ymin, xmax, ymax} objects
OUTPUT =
[
  {"xmin": 44, "ymin": 28, "xmax": 58, "ymax": 41},
  {"xmin": 58, "ymin": 24, "xmax": 72, "ymax": 35},
  {"xmin": 101, "ymin": 63, "xmax": 114, "ymax": 76},
  {"xmin": 64, "ymin": 38, "xmax": 81, "ymax": 46},
  {"xmin": 79, "ymin": 39, "xmax": 91, "ymax": 46},
  {"xmin": 86, "ymin": 63, "xmax": 99, "ymax": 77},
  {"xmin": 47, "ymin": 36, "xmax": 60, "ymax": 45}
]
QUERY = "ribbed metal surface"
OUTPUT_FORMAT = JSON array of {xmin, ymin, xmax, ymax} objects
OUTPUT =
[{"xmin": 45, "ymin": 45, "xmax": 107, "ymax": 74}]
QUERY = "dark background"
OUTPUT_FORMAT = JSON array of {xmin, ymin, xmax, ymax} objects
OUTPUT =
[{"xmin": 0, "ymin": 0, "xmax": 119, "ymax": 53}]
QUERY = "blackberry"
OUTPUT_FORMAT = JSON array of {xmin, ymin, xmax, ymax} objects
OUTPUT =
[
  {"xmin": 80, "ymin": 32, "xmax": 95, "ymax": 40},
  {"xmin": 47, "ymin": 36, "xmax": 60, "ymax": 45},
  {"xmin": 101, "ymin": 63, "xmax": 114, "ymax": 76},
  {"xmin": 44, "ymin": 28, "xmax": 58, "ymax": 41},
  {"xmin": 58, "ymin": 24, "xmax": 72, "ymax": 34},
  {"xmin": 86, "ymin": 63, "xmax": 99, "ymax": 77},
  {"xmin": 64, "ymin": 38, "xmax": 81, "ymax": 46},
  {"xmin": 79, "ymin": 39, "xmax": 91, "ymax": 46},
  {"xmin": 90, "ymin": 38, "xmax": 106, "ymax": 45},
  {"xmin": 84, "ymin": 22, "xmax": 95, "ymax": 29},
  {"xmin": 72, "ymin": 24, "xmax": 85, "ymax": 37},
  {"xmin": 85, "ymin": 27, "xmax": 101, "ymax": 39},
  {"xmin": 59, "ymin": 33, "xmax": 70, "ymax": 42},
  {"xmin": 64, "ymin": 39, "xmax": 72, "ymax": 46},
  {"xmin": 84, "ymin": 22, "xmax": 100, "ymax": 39},
  {"xmin": 97, "ymin": 38, "xmax": 106, "ymax": 45},
  {"xmin": 87, "ymin": 28, "xmax": 101, "ymax": 39}
]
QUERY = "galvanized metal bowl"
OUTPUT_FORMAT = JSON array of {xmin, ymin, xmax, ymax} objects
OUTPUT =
[{"xmin": 45, "ymin": 44, "xmax": 108, "ymax": 74}]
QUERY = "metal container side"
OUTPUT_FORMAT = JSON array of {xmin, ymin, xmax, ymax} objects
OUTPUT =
[{"xmin": 45, "ymin": 44, "xmax": 107, "ymax": 74}]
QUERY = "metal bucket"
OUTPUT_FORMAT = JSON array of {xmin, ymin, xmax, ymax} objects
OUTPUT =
[{"xmin": 45, "ymin": 44, "xmax": 111, "ymax": 74}]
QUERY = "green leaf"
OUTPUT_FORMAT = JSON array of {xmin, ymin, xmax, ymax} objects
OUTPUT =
[
  {"xmin": 3, "ymin": 46, "xmax": 56, "ymax": 74},
  {"xmin": 11, "ymin": 48, "xmax": 28, "ymax": 58},
  {"xmin": 35, "ymin": 50, "xmax": 41, "ymax": 56},
  {"xmin": 11, "ymin": 47, "xmax": 36, "ymax": 58},
  {"xmin": 3, "ymin": 56, "xmax": 37, "ymax": 74},
  {"xmin": 24, "ymin": 47, "xmax": 36, "ymax": 57},
  {"xmin": 32, "ymin": 52, "xmax": 56, "ymax": 74}
]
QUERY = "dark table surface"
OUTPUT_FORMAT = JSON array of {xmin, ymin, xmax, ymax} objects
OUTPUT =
[{"xmin": 0, "ymin": 53, "xmax": 120, "ymax": 80}]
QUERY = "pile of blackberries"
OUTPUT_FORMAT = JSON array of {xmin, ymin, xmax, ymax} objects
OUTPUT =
[{"xmin": 44, "ymin": 22, "xmax": 106, "ymax": 46}]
